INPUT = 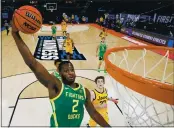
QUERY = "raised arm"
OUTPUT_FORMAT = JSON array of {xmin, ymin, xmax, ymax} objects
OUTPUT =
[
  {"xmin": 11, "ymin": 19, "xmax": 61, "ymax": 89},
  {"xmin": 85, "ymin": 88, "xmax": 110, "ymax": 127}
]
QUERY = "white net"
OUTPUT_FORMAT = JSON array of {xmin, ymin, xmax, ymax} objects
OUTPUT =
[
  {"xmin": 109, "ymin": 79, "xmax": 174, "ymax": 127},
  {"xmin": 107, "ymin": 47, "xmax": 174, "ymax": 127}
]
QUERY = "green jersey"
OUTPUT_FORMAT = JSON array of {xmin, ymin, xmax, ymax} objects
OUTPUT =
[
  {"xmin": 98, "ymin": 42, "xmax": 107, "ymax": 57},
  {"xmin": 50, "ymin": 83, "xmax": 86, "ymax": 127},
  {"xmin": 52, "ymin": 25, "xmax": 57, "ymax": 34},
  {"xmin": 53, "ymin": 71, "xmax": 61, "ymax": 81}
]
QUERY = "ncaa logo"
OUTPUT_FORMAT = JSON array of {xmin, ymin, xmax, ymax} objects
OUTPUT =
[{"xmin": 34, "ymin": 36, "xmax": 86, "ymax": 60}]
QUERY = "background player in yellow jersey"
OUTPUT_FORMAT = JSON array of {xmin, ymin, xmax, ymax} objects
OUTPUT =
[
  {"xmin": 63, "ymin": 33, "xmax": 74, "ymax": 61},
  {"xmin": 71, "ymin": 14, "xmax": 75, "ymax": 25},
  {"xmin": 99, "ymin": 27, "xmax": 107, "ymax": 39},
  {"xmin": 99, "ymin": 16, "xmax": 104, "ymax": 27},
  {"xmin": 61, "ymin": 20, "xmax": 67, "ymax": 37},
  {"xmin": 88, "ymin": 76, "xmax": 118, "ymax": 127},
  {"xmin": 11, "ymin": 19, "xmax": 110, "ymax": 127}
]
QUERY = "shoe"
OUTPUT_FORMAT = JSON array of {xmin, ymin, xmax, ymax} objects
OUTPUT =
[
  {"xmin": 97, "ymin": 69, "xmax": 100, "ymax": 72},
  {"xmin": 87, "ymin": 123, "xmax": 90, "ymax": 128},
  {"xmin": 104, "ymin": 70, "xmax": 107, "ymax": 73}
]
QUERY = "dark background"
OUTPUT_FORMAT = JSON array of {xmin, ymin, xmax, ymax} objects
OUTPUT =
[
  {"xmin": 1, "ymin": 0, "xmax": 173, "ymax": 23},
  {"xmin": 1, "ymin": 0, "xmax": 174, "ymax": 39}
]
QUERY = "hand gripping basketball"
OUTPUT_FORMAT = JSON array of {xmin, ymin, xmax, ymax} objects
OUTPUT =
[{"xmin": 12, "ymin": 5, "xmax": 42, "ymax": 34}]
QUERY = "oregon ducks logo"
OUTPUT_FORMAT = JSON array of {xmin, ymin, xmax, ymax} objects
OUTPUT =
[{"xmin": 26, "ymin": 11, "xmax": 41, "ymax": 25}]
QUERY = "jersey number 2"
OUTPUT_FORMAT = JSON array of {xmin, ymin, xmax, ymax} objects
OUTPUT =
[{"xmin": 72, "ymin": 100, "xmax": 79, "ymax": 112}]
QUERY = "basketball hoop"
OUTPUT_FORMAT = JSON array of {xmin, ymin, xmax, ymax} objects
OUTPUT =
[
  {"xmin": 46, "ymin": 3, "xmax": 57, "ymax": 12},
  {"xmin": 104, "ymin": 46, "xmax": 174, "ymax": 126}
]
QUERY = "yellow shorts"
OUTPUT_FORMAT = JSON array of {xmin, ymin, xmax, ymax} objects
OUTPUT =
[
  {"xmin": 62, "ymin": 28, "xmax": 66, "ymax": 32},
  {"xmin": 65, "ymin": 47, "xmax": 73, "ymax": 54},
  {"xmin": 100, "ymin": 35, "xmax": 106, "ymax": 39},
  {"xmin": 88, "ymin": 110, "xmax": 109, "ymax": 127}
]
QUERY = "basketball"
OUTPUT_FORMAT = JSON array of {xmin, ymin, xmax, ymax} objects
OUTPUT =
[{"xmin": 13, "ymin": 5, "xmax": 42, "ymax": 34}]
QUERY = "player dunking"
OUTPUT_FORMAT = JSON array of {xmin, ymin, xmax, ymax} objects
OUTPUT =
[
  {"xmin": 87, "ymin": 76, "xmax": 118, "ymax": 127},
  {"xmin": 51, "ymin": 22, "xmax": 57, "ymax": 39},
  {"xmin": 63, "ymin": 33, "xmax": 74, "ymax": 61},
  {"xmin": 61, "ymin": 20, "xmax": 67, "ymax": 37},
  {"xmin": 96, "ymin": 37, "xmax": 107, "ymax": 73},
  {"xmin": 11, "ymin": 18, "xmax": 110, "ymax": 127}
]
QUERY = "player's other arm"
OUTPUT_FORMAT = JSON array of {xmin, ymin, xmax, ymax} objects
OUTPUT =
[
  {"xmin": 72, "ymin": 39, "xmax": 74, "ymax": 49},
  {"xmin": 90, "ymin": 90, "xmax": 95, "ymax": 101},
  {"xmin": 85, "ymin": 88, "xmax": 111, "ymax": 127},
  {"xmin": 99, "ymin": 32, "xmax": 102, "ymax": 37},
  {"xmin": 105, "ymin": 89, "xmax": 118, "ymax": 103},
  {"xmin": 11, "ymin": 19, "xmax": 61, "ymax": 89}
]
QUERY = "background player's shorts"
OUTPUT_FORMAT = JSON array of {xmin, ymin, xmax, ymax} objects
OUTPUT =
[
  {"xmin": 65, "ymin": 47, "xmax": 73, "ymax": 54},
  {"xmin": 99, "ymin": 56, "xmax": 104, "ymax": 60},
  {"xmin": 101, "ymin": 35, "xmax": 106, "ymax": 39},
  {"xmin": 88, "ymin": 110, "xmax": 109, "ymax": 127},
  {"xmin": 52, "ymin": 34, "xmax": 56, "ymax": 38},
  {"xmin": 52, "ymin": 30, "xmax": 56, "ymax": 35},
  {"xmin": 62, "ymin": 31, "xmax": 67, "ymax": 34},
  {"xmin": 62, "ymin": 27, "xmax": 67, "ymax": 31}
]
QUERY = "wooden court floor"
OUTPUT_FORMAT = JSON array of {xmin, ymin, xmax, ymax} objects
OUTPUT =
[
  {"xmin": 1, "ymin": 24, "xmax": 174, "ymax": 126},
  {"xmin": 2, "ymin": 24, "xmax": 173, "ymax": 81}
]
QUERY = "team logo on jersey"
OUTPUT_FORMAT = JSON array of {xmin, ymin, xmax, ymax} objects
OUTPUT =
[{"xmin": 34, "ymin": 36, "xmax": 86, "ymax": 60}]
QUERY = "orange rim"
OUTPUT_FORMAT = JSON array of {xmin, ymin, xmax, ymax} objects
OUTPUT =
[{"xmin": 104, "ymin": 46, "xmax": 174, "ymax": 105}]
